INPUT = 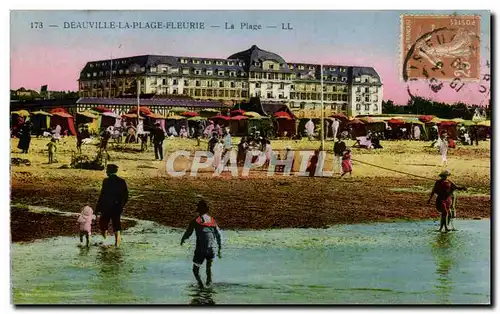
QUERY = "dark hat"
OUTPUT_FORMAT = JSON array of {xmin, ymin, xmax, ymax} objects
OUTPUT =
[
  {"xmin": 106, "ymin": 164, "xmax": 119, "ymax": 173},
  {"xmin": 197, "ymin": 199, "xmax": 209, "ymax": 214}
]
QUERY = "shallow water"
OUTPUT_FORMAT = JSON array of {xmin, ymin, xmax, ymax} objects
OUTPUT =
[{"xmin": 11, "ymin": 218, "xmax": 490, "ymax": 304}]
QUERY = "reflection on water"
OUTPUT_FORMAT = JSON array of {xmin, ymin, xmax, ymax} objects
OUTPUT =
[
  {"xmin": 431, "ymin": 233, "xmax": 454, "ymax": 304},
  {"xmin": 11, "ymin": 219, "xmax": 490, "ymax": 304},
  {"xmin": 188, "ymin": 286, "xmax": 216, "ymax": 305}
]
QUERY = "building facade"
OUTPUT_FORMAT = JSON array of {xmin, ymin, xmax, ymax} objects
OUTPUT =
[{"xmin": 78, "ymin": 45, "xmax": 383, "ymax": 116}]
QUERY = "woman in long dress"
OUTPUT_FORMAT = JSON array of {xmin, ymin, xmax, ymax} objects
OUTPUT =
[
  {"xmin": 439, "ymin": 134, "xmax": 448, "ymax": 166},
  {"xmin": 213, "ymin": 140, "xmax": 224, "ymax": 170}
]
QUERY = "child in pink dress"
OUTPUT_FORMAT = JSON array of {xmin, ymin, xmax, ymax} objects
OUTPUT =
[
  {"xmin": 341, "ymin": 149, "xmax": 352, "ymax": 178},
  {"xmin": 77, "ymin": 206, "xmax": 96, "ymax": 247}
]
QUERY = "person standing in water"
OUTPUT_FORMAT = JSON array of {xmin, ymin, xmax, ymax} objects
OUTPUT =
[
  {"xmin": 181, "ymin": 199, "xmax": 222, "ymax": 289},
  {"xmin": 96, "ymin": 164, "xmax": 129, "ymax": 247},
  {"xmin": 428, "ymin": 170, "xmax": 467, "ymax": 233}
]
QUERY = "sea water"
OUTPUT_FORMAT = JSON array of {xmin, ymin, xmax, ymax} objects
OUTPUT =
[{"xmin": 11, "ymin": 218, "xmax": 490, "ymax": 304}]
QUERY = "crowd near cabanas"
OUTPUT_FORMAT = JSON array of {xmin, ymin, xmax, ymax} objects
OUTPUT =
[{"xmin": 10, "ymin": 97, "xmax": 491, "ymax": 151}]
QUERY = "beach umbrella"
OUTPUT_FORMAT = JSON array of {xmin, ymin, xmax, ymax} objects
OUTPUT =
[
  {"xmin": 387, "ymin": 118, "xmax": 405, "ymax": 125},
  {"xmin": 122, "ymin": 113, "xmax": 144, "ymax": 119},
  {"xmin": 430, "ymin": 117, "xmax": 442, "ymax": 124},
  {"xmin": 168, "ymin": 107, "xmax": 188, "ymax": 113},
  {"xmin": 478, "ymin": 120, "xmax": 491, "ymax": 127},
  {"xmin": 274, "ymin": 111, "xmax": 292, "ymax": 119},
  {"xmin": 244, "ymin": 111, "xmax": 261, "ymax": 118},
  {"xmin": 418, "ymin": 115, "xmax": 435, "ymax": 123},
  {"xmin": 359, "ymin": 117, "xmax": 374, "ymax": 123},
  {"xmin": 459, "ymin": 120, "xmax": 476, "ymax": 126},
  {"xmin": 77, "ymin": 110, "xmax": 99, "ymax": 119},
  {"xmin": 349, "ymin": 118, "xmax": 365, "ymax": 125},
  {"xmin": 452, "ymin": 118, "xmax": 465, "ymax": 123},
  {"xmin": 31, "ymin": 110, "xmax": 52, "ymax": 116},
  {"xmin": 231, "ymin": 115, "xmax": 249, "ymax": 121},
  {"xmin": 210, "ymin": 114, "xmax": 230, "ymax": 121},
  {"xmin": 439, "ymin": 121, "xmax": 458, "ymax": 126},
  {"xmin": 201, "ymin": 108, "xmax": 220, "ymax": 113},
  {"xmin": 181, "ymin": 111, "xmax": 199, "ymax": 117},
  {"xmin": 166, "ymin": 115, "xmax": 186, "ymax": 120},
  {"xmin": 11, "ymin": 110, "xmax": 30, "ymax": 117},
  {"xmin": 147, "ymin": 112, "xmax": 166, "ymax": 119},
  {"xmin": 93, "ymin": 106, "xmax": 112, "ymax": 113},
  {"xmin": 230, "ymin": 109, "xmax": 246, "ymax": 116},
  {"xmin": 128, "ymin": 106, "xmax": 152, "ymax": 115},
  {"xmin": 188, "ymin": 116, "xmax": 207, "ymax": 121},
  {"xmin": 330, "ymin": 113, "xmax": 348, "ymax": 120}
]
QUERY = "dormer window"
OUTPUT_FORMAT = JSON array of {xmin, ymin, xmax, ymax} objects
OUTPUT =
[
  {"xmin": 90, "ymin": 64, "xmax": 94, "ymax": 68},
  {"xmin": 99, "ymin": 71, "xmax": 104, "ymax": 76},
  {"xmin": 87, "ymin": 73, "xmax": 91, "ymax": 78},
  {"xmin": 355, "ymin": 77, "xmax": 361, "ymax": 82},
  {"xmin": 195, "ymin": 70, "xmax": 201, "ymax": 75},
  {"xmin": 206, "ymin": 70, "xmax": 213, "ymax": 76},
  {"xmin": 289, "ymin": 64, "xmax": 294, "ymax": 69},
  {"xmin": 228, "ymin": 61, "xmax": 235, "ymax": 66},
  {"xmin": 180, "ymin": 59, "xmax": 187, "ymax": 64},
  {"xmin": 218, "ymin": 71, "xmax": 224, "ymax": 76},
  {"xmin": 340, "ymin": 68, "xmax": 346, "ymax": 73},
  {"xmin": 216, "ymin": 61, "xmax": 223, "ymax": 65},
  {"xmin": 364, "ymin": 78, "xmax": 369, "ymax": 83},
  {"xmin": 309, "ymin": 66, "xmax": 314, "ymax": 70},
  {"xmin": 204, "ymin": 60, "xmax": 211, "ymax": 65},
  {"xmin": 341, "ymin": 77, "xmax": 347, "ymax": 82},
  {"xmin": 193, "ymin": 60, "xmax": 200, "ymax": 64},
  {"xmin": 229, "ymin": 71, "xmax": 236, "ymax": 77},
  {"xmin": 298, "ymin": 65, "xmax": 305, "ymax": 70}
]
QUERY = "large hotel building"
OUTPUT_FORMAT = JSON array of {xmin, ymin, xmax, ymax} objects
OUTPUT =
[{"xmin": 78, "ymin": 45, "xmax": 383, "ymax": 116}]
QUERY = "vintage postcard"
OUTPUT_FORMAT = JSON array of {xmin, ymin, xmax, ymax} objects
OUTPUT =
[{"xmin": 10, "ymin": 10, "xmax": 491, "ymax": 305}]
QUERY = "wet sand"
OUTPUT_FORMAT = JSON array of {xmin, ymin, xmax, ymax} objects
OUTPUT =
[{"xmin": 11, "ymin": 206, "xmax": 136, "ymax": 243}]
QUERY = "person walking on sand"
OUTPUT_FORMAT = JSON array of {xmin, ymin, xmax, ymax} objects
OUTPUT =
[
  {"xmin": 428, "ymin": 170, "xmax": 467, "ymax": 233},
  {"xmin": 341, "ymin": 149, "xmax": 352, "ymax": 178},
  {"xmin": 181, "ymin": 199, "xmax": 222, "ymax": 289},
  {"xmin": 333, "ymin": 137, "xmax": 346, "ymax": 174},
  {"xmin": 47, "ymin": 138, "xmax": 57, "ymax": 164},
  {"xmin": 213, "ymin": 140, "xmax": 224, "ymax": 170},
  {"xmin": 306, "ymin": 150, "xmax": 320, "ymax": 177},
  {"xmin": 96, "ymin": 164, "xmax": 129, "ymax": 247},
  {"xmin": 439, "ymin": 133, "xmax": 449, "ymax": 166},
  {"xmin": 152, "ymin": 123, "xmax": 166, "ymax": 160},
  {"xmin": 305, "ymin": 119, "xmax": 315, "ymax": 141}
]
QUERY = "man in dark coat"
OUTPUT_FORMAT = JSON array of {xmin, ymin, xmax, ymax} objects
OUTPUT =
[
  {"xmin": 96, "ymin": 164, "xmax": 129, "ymax": 247},
  {"xmin": 152, "ymin": 123, "xmax": 166, "ymax": 160}
]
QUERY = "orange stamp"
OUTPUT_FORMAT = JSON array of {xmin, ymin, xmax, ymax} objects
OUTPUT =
[{"xmin": 401, "ymin": 14, "xmax": 481, "ymax": 82}]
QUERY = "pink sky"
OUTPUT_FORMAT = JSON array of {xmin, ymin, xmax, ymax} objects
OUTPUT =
[{"xmin": 10, "ymin": 45, "xmax": 490, "ymax": 106}]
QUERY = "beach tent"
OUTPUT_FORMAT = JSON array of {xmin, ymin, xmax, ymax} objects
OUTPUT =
[
  {"xmin": 438, "ymin": 121, "xmax": 458, "ymax": 139},
  {"xmin": 274, "ymin": 111, "xmax": 296, "ymax": 137},
  {"xmin": 50, "ymin": 108, "xmax": 76, "ymax": 135},
  {"xmin": 209, "ymin": 114, "xmax": 230, "ymax": 128},
  {"xmin": 30, "ymin": 110, "xmax": 52, "ymax": 136},
  {"xmin": 229, "ymin": 115, "xmax": 249, "ymax": 136},
  {"xmin": 76, "ymin": 110, "xmax": 99, "ymax": 134}
]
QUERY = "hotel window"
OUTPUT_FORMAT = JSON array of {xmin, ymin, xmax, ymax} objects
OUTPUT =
[
  {"xmin": 229, "ymin": 82, "xmax": 235, "ymax": 88},
  {"xmin": 374, "ymin": 104, "xmax": 379, "ymax": 111},
  {"xmin": 298, "ymin": 65, "xmax": 305, "ymax": 70},
  {"xmin": 140, "ymin": 67, "xmax": 145, "ymax": 72},
  {"xmin": 269, "ymin": 64, "xmax": 274, "ymax": 70},
  {"xmin": 101, "ymin": 62, "xmax": 105, "ymax": 66},
  {"xmin": 230, "ymin": 72, "xmax": 236, "ymax": 77},
  {"xmin": 173, "ymin": 79, "xmax": 178, "ymax": 85},
  {"xmin": 309, "ymin": 66, "xmax": 314, "ymax": 70},
  {"xmin": 280, "ymin": 83, "xmax": 285, "ymax": 89},
  {"xmin": 184, "ymin": 80, "xmax": 189, "ymax": 86},
  {"xmin": 365, "ymin": 87, "xmax": 370, "ymax": 93},
  {"xmin": 356, "ymin": 104, "xmax": 361, "ymax": 110},
  {"xmin": 196, "ymin": 80, "xmax": 201, "ymax": 87},
  {"xmin": 204, "ymin": 60, "xmax": 210, "ymax": 65},
  {"xmin": 195, "ymin": 70, "xmax": 201, "ymax": 75},
  {"xmin": 150, "ymin": 67, "xmax": 157, "ymax": 73},
  {"xmin": 365, "ymin": 104, "xmax": 370, "ymax": 111},
  {"xmin": 267, "ymin": 92, "xmax": 273, "ymax": 98},
  {"xmin": 332, "ymin": 68, "xmax": 337, "ymax": 71},
  {"xmin": 87, "ymin": 73, "xmax": 91, "ymax": 78},
  {"xmin": 342, "ymin": 104, "xmax": 347, "ymax": 111},
  {"xmin": 289, "ymin": 64, "xmax": 294, "ymax": 69},
  {"xmin": 90, "ymin": 64, "xmax": 94, "ymax": 68},
  {"xmin": 356, "ymin": 86, "xmax": 361, "ymax": 93},
  {"xmin": 364, "ymin": 77, "xmax": 369, "ymax": 83},
  {"xmin": 216, "ymin": 61, "xmax": 223, "ymax": 65},
  {"xmin": 99, "ymin": 71, "xmax": 104, "ymax": 76},
  {"xmin": 332, "ymin": 86, "xmax": 337, "ymax": 92},
  {"xmin": 228, "ymin": 61, "xmax": 234, "ymax": 66},
  {"xmin": 162, "ymin": 68, "xmax": 168, "ymax": 73},
  {"xmin": 218, "ymin": 71, "xmax": 224, "ymax": 76},
  {"xmin": 355, "ymin": 77, "xmax": 361, "ymax": 82},
  {"xmin": 193, "ymin": 60, "xmax": 200, "ymax": 64},
  {"xmin": 206, "ymin": 70, "xmax": 213, "ymax": 76},
  {"xmin": 333, "ymin": 94, "xmax": 338, "ymax": 101},
  {"xmin": 172, "ymin": 89, "xmax": 178, "ymax": 95},
  {"xmin": 342, "ymin": 95, "xmax": 348, "ymax": 101},
  {"xmin": 340, "ymin": 68, "xmax": 346, "ymax": 72},
  {"xmin": 219, "ymin": 81, "xmax": 224, "ymax": 88},
  {"xmin": 356, "ymin": 96, "xmax": 361, "ymax": 102},
  {"xmin": 341, "ymin": 77, "xmax": 347, "ymax": 82},
  {"xmin": 182, "ymin": 69, "xmax": 189, "ymax": 74},
  {"xmin": 373, "ymin": 95, "xmax": 378, "ymax": 102},
  {"xmin": 365, "ymin": 95, "xmax": 370, "ymax": 102},
  {"xmin": 255, "ymin": 82, "xmax": 261, "ymax": 88},
  {"xmin": 207, "ymin": 81, "xmax": 213, "ymax": 87},
  {"xmin": 112, "ymin": 70, "xmax": 116, "ymax": 75},
  {"xmin": 290, "ymin": 84, "xmax": 295, "ymax": 90},
  {"xmin": 323, "ymin": 76, "xmax": 328, "ymax": 80},
  {"xmin": 332, "ymin": 77, "xmax": 337, "ymax": 81},
  {"xmin": 162, "ymin": 79, "xmax": 167, "ymax": 85},
  {"xmin": 180, "ymin": 59, "xmax": 187, "ymax": 64}
]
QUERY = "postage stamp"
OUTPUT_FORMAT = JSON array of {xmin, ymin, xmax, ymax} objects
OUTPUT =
[{"xmin": 401, "ymin": 14, "xmax": 481, "ymax": 82}]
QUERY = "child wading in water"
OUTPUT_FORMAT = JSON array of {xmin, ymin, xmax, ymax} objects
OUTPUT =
[
  {"xmin": 181, "ymin": 199, "xmax": 222, "ymax": 289},
  {"xmin": 77, "ymin": 206, "xmax": 96, "ymax": 247},
  {"xmin": 341, "ymin": 149, "xmax": 352, "ymax": 177},
  {"xmin": 47, "ymin": 138, "xmax": 57, "ymax": 164}
]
